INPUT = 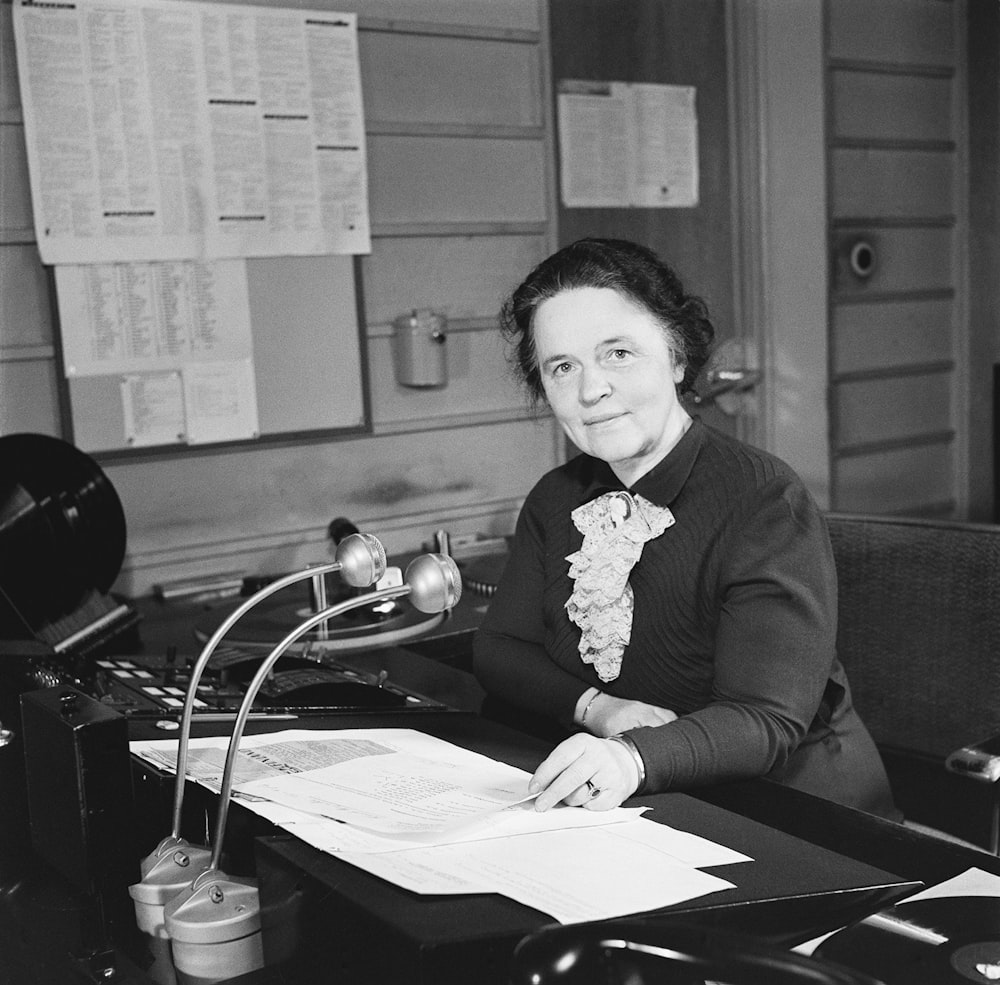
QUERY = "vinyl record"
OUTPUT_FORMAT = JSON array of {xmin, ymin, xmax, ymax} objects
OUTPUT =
[
  {"xmin": 193, "ymin": 594, "xmax": 445, "ymax": 651},
  {"xmin": 816, "ymin": 897, "xmax": 1000, "ymax": 984},
  {"xmin": 0, "ymin": 433, "xmax": 126, "ymax": 628}
]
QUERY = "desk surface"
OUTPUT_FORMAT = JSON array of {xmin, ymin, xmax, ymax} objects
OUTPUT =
[{"xmin": 239, "ymin": 708, "xmax": 917, "ymax": 985}]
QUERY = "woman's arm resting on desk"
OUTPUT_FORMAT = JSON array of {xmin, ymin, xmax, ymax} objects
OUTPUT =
[{"xmin": 575, "ymin": 688, "xmax": 678, "ymax": 736}]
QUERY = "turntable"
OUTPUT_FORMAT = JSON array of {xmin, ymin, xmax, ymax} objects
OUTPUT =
[
  {"xmin": 0, "ymin": 432, "xmax": 139, "ymax": 657},
  {"xmin": 191, "ymin": 579, "xmax": 448, "ymax": 653},
  {"xmin": 187, "ymin": 550, "xmax": 508, "ymax": 654},
  {"xmin": 816, "ymin": 897, "xmax": 1000, "ymax": 984},
  {"xmin": 95, "ymin": 545, "xmax": 509, "ymax": 721}
]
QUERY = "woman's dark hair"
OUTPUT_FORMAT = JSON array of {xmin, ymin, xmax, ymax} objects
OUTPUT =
[{"xmin": 499, "ymin": 238, "xmax": 715, "ymax": 404}]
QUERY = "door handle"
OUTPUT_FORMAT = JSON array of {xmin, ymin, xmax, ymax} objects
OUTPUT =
[{"xmin": 690, "ymin": 366, "xmax": 761, "ymax": 410}]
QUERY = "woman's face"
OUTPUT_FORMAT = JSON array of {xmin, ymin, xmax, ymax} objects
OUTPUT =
[{"xmin": 532, "ymin": 286, "xmax": 689, "ymax": 486}]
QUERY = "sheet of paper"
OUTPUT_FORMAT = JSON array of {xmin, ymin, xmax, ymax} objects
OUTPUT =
[
  {"xmin": 182, "ymin": 358, "xmax": 259, "ymax": 444},
  {"xmin": 340, "ymin": 827, "xmax": 736, "ymax": 922},
  {"xmin": 134, "ymin": 728, "xmax": 507, "ymax": 790},
  {"xmin": 902, "ymin": 866, "xmax": 1000, "ymax": 902},
  {"xmin": 57, "ymin": 261, "xmax": 253, "ymax": 378},
  {"xmin": 557, "ymin": 83, "xmax": 631, "ymax": 207},
  {"xmin": 121, "ymin": 371, "xmax": 186, "ymax": 448},
  {"xmin": 557, "ymin": 79, "xmax": 698, "ymax": 208},
  {"xmin": 131, "ymin": 727, "xmax": 747, "ymax": 924},
  {"xmin": 241, "ymin": 751, "xmax": 536, "ymax": 835},
  {"xmin": 270, "ymin": 797, "xmax": 648, "ymax": 854},
  {"xmin": 133, "ymin": 728, "xmax": 635, "ymax": 838},
  {"xmin": 606, "ymin": 816, "xmax": 752, "ymax": 868},
  {"xmin": 794, "ymin": 866, "xmax": 1000, "ymax": 956},
  {"xmin": 628, "ymin": 83, "xmax": 699, "ymax": 207},
  {"xmin": 13, "ymin": 0, "xmax": 370, "ymax": 263}
]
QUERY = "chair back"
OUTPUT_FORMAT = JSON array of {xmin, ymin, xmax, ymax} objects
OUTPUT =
[{"xmin": 826, "ymin": 512, "xmax": 1000, "ymax": 758}]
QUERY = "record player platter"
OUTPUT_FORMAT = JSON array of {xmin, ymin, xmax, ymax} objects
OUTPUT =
[
  {"xmin": 816, "ymin": 897, "xmax": 1000, "ymax": 984},
  {"xmin": 193, "ymin": 593, "xmax": 445, "ymax": 652}
]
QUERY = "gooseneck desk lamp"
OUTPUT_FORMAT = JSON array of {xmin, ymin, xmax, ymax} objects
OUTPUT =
[
  {"xmin": 128, "ymin": 534, "xmax": 387, "ymax": 964},
  {"xmin": 161, "ymin": 552, "xmax": 462, "ymax": 984}
]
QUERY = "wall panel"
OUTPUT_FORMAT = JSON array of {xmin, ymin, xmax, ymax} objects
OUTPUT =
[
  {"xmin": 0, "ymin": 244, "xmax": 53, "ymax": 348},
  {"xmin": 832, "ymin": 227, "xmax": 954, "ymax": 298},
  {"xmin": 109, "ymin": 418, "xmax": 554, "ymax": 594},
  {"xmin": 0, "ymin": 123, "xmax": 32, "ymax": 238},
  {"xmin": 836, "ymin": 442, "xmax": 954, "ymax": 515},
  {"xmin": 831, "ymin": 148, "xmax": 953, "ymax": 220},
  {"xmin": 834, "ymin": 372, "xmax": 951, "ymax": 449},
  {"xmin": 0, "ymin": 5, "xmax": 19, "ymax": 118},
  {"xmin": 0, "ymin": 360, "xmax": 60, "ymax": 435},
  {"xmin": 827, "ymin": 0, "xmax": 954, "ymax": 66},
  {"xmin": 361, "ymin": 234, "xmax": 545, "ymax": 325},
  {"xmin": 360, "ymin": 32, "xmax": 542, "ymax": 127},
  {"xmin": 336, "ymin": 0, "xmax": 540, "ymax": 31},
  {"xmin": 831, "ymin": 71, "xmax": 952, "ymax": 144},
  {"xmin": 832, "ymin": 298, "xmax": 953, "ymax": 376},
  {"xmin": 368, "ymin": 135, "xmax": 547, "ymax": 226}
]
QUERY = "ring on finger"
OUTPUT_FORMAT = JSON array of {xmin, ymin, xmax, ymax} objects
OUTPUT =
[{"xmin": 584, "ymin": 779, "xmax": 601, "ymax": 799}]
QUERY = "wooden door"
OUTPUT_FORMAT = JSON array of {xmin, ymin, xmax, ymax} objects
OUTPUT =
[
  {"xmin": 826, "ymin": 0, "xmax": 967, "ymax": 517},
  {"xmin": 548, "ymin": 0, "xmax": 749, "ymax": 442}
]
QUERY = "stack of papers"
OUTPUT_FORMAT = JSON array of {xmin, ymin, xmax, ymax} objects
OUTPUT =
[{"xmin": 131, "ymin": 728, "xmax": 750, "ymax": 924}]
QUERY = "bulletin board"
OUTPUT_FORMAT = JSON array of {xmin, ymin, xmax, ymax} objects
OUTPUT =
[
  {"xmin": 13, "ymin": 0, "xmax": 373, "ymax": 459},
  {"xmin": 62, "ymin": 254, "xmax": 371, "ymax": 457}
]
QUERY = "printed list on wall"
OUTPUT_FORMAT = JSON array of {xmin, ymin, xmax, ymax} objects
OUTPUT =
[
  {"xmin": 12, "ymin": 0, "xmax": 370, "ymax": 448},
  {"xmin": 557, "ymin": 80, "xmax": 699, "ymax": 209},
  {"xmin": 55, "ymin": 261, "xmax": 258, "ymax": 448}
]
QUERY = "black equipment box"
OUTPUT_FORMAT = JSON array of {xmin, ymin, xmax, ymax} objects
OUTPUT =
[{"xmin": 19, "ymin": 687, "xmax": 135, "ymax": 901}]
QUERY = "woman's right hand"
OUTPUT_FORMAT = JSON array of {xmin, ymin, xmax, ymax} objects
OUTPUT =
[{"xmin": 583, "ymin": 692, "xmax": 677, "ymax": 737}]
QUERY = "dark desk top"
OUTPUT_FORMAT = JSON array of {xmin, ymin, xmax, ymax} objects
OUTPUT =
[
  {"xmin": 254, "ymin": 755, "xmax": 919, "ymax": 944},
  {"xmin": 240, "ymin": 704, "xmax": 1000, "ymax": 985}
]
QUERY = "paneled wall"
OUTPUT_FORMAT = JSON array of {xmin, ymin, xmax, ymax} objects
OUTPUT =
[
  {"xmin": 826, "ymin": 0, "xmax": 967, "ymax": 516},
  {"xmin": 0, "ymin": 0, "xmax": 560, "ymax": 595}
]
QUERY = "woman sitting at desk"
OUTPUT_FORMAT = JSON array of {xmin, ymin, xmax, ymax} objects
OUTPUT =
[{"xmin": 473, "ymin": 238, "xmax": 898, "ymax": 821}]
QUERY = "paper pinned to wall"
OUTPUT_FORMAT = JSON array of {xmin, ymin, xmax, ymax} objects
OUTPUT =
[
  {"xmin": 12, "ymin": 0, "xmax": 371, "ymax": 264},
  {"xmin": 121, "ymin": 372, "xmax": 186, "ymax": 448},
  {"xmin": 119, "ymin": 359, "xmax": 261, "ymax": 448},
  {"xmin": 56, "ymin": 261, "xmax": 254, "ymax": 378},
  {"xmin": 557, "ymin": 80, "xmax": 699, "ymax": 208},
  {"xmin": 58, "ymin": 259, "xmax": 259, "ymax": 446},
  {"xmin": 182, "ymin": 358, "xmax": 260, "ymax": 444}
]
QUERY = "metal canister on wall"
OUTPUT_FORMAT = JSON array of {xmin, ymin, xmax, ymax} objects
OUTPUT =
[{"xmin": 392, "ymin": 309, "xmax": 448, "ymax": 388}]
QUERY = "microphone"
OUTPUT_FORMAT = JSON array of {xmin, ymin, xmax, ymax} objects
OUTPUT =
[
  {"xmin": 162, "ymin": 553, "xmax": 461, "ymax": 984},
  {"xmin": 128, "ymin": 533, "xmax": 386, "ymax": 950}
]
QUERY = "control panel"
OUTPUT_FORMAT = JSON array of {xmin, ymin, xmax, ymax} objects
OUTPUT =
[{"xmin": 13, "ymin": 644, "xmax": 448, "ymax": 723}]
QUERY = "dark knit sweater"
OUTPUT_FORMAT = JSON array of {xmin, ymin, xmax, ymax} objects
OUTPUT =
[{"xmin": 473, "ymin": 420, "xmax": 896, "ymax": 817}]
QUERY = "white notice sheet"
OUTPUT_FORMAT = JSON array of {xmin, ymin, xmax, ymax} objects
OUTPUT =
[
  {"xmin": 120, "ymin": 371, "xmax": 186, "ymax": 448},
  {"xmin": 557, "ymin": 80, "xmax": 699, "ymax": 208},
  {"xmin": 57, "ymin": 261, "xmax": 254, "ymax": 378},
  {"xmin": 13, "ymin": 0, "xmax": 370, "ymax": 263}
]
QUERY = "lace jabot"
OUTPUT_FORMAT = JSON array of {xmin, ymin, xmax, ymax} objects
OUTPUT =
[{"xmin": 565, "ymin": 490, "xmax": 675, "ymax": 682}]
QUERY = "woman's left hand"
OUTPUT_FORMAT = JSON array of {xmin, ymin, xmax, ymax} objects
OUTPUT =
[{"xmin": 528, "ymin": 733, "xmax": 639, "ymax": 812}]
